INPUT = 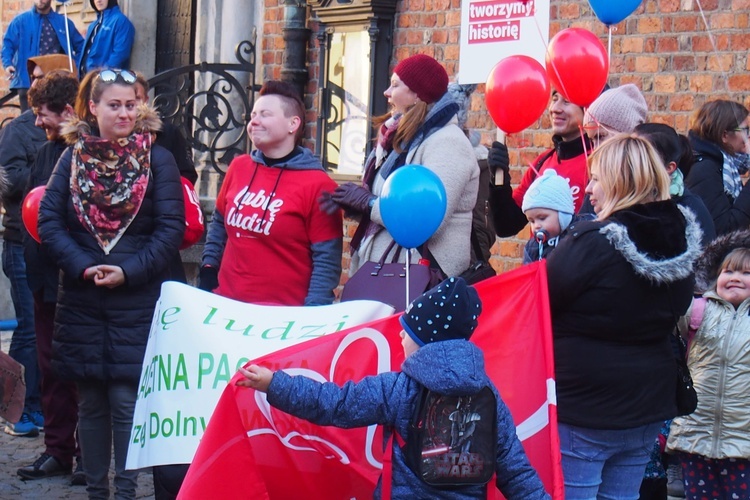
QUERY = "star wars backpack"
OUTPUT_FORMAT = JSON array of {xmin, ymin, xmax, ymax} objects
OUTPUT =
[{"xmin": 402, "ymin": 386, "xmax": 497, "ymax": 487}]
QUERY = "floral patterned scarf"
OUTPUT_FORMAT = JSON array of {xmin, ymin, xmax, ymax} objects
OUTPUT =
[{"xmin": 70, "ymin": 133, "xmax": 151, "ymax": 254}]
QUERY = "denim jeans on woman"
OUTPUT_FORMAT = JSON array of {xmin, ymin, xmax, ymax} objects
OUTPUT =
[
  {"xmin": 2, "ymin": 240, "xmax": 40, "ymax": 414},
  {"xmin": 559, "ymin": 421, "xmax": 662, "ymax": 500},
  {"xmin": 77, "ymin": 380, "xmax": 139, "ymax": 499}
]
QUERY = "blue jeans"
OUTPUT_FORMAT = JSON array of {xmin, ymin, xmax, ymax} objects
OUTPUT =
[
  {"xmin": 559, "ymin": 421, "xmax": 662, "ymax": 500},
  {"xmin": 77, "ymin": 380, "xmax": 139, "ymax": 500},
  {"xmin": 2, "ymin": 239, "xmax": 40, "ymax": 414}
]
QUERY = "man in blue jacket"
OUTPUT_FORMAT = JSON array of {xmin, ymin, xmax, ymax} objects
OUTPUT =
[
  {"xmin": 1, "ymin": 0, "xmax": 84, "ymax": 111},
  {"xmin": 77, "ymin": 0, "xmax": 135, "ymax": 79}
]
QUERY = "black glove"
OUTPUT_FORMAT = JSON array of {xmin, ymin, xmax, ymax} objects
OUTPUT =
[
  {"xmin": 331, "ymin": 182, "xmax": 375, "ymax": 214},
  {"xmin": 488, "ymin": 141, "xmax": 510, "ymax": 186},
  {"xmin": 317, "ymin": 191, "xmax": 340, "ymax": 215},
  {"xmin": 198, "ymin": 265, "xmax": 219, "ymax": 292}
]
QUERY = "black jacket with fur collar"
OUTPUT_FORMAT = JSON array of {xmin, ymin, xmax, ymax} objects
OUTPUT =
[
  {"xmin": 546, "ymin": 200, "xmax": 702, "ymax": 429},
  {"xmin": 37, "ymin": 106, "xmax": 185, "ymax": 383}
]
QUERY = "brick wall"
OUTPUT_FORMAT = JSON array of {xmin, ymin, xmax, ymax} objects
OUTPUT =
[{"xmin": 261, "ymin": 0, "xmax": 750, "ymax": 274}]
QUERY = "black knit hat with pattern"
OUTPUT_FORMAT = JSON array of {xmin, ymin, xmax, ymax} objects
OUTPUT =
[{"xmin": 399, "ymin": 277, "xmax": 482, "ymax": 346}]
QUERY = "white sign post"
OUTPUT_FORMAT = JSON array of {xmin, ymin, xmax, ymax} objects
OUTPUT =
[{"xmin": 458, "ymin": 0, "xmax": 551, "ymax": 84}]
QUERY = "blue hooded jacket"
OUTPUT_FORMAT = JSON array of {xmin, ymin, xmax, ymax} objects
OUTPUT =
[
  {"xmin": 77, "ymin": 4, "xmax": 135, "ymax": 77},
  {"xmin": 1, "ymin": 7, "xmax": 84, "ymax": 89},
  {"xmin": 266, "ymin": 339, "xmax": 549, "ymax": 499}
]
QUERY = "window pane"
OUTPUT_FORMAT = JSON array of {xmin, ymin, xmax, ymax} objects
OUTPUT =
[{"xmin": 325, "ymin": 31, "xmax": 371, "ymax": 176}]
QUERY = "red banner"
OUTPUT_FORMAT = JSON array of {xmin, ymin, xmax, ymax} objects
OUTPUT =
[{"xmin": 178, "ymin": 262, "xmax": 562, "ymax": 499}]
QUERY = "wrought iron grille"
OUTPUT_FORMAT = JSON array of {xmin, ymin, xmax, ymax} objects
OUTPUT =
[
  {"xmin": 148, "ymin": 37, "xmax": 259, "ymax": 174},
  {"xmin": 322, "ymin": 80, "xmax": 369, "ymax": 173},
  {"xmin": 0, "ymin": 39, "xmax": 258, "ymax": 175},
  {"xmin": 0, "ymin": 90, "xmax": 20, "ymax": 129}
]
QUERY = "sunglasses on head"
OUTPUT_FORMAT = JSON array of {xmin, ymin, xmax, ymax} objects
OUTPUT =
[{"xmin": 98, "ymin": 69, "xmax": 136, "ymax": 85}]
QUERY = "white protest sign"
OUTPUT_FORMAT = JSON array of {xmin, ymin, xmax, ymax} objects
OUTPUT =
[
  {"xmin": 458, "ymin": 0, "xmax": 550, "ymax": 84},
  {"xmin": 126, "ymin": 282, "xmax": 395, "ymax": 469}
]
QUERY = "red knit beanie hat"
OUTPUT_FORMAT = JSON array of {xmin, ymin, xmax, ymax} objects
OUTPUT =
[{"xmin": 393, "ymin": 54, "xmax": 449, "ymax": 104}]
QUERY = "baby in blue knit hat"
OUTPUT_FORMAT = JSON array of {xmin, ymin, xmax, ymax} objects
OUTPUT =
[
  {"xmin": 236, "ymin": 277, "xmax": 549, "ymax": 498},
  {"xmin": 521, "ymin": 169, "xmax": 576, "ymax": 264}
]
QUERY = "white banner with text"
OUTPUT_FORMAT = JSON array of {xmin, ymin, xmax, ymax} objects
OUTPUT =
[{"xmin": 126, "ymin": 282, "xmax": 395, "ymax": 469}]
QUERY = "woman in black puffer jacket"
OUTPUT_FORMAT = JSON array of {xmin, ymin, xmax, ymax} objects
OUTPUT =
[
  {"xmin": 546, "ymin": 134, "xmax": 702, "ymax": 499},
  {"xmin": 685, "ymin": 100, "xmax": 750, "ymax": 236},
  {"xmin": 38, "ymin": 68, "xmax": 184, "ymax": 499}
]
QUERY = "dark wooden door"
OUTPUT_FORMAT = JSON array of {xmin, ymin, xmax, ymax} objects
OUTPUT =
[{"xmin": 155, "ymin": 0, "xmax": 196, "ymax": 73}]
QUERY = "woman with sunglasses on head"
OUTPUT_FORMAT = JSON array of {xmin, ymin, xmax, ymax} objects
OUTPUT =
[
  {"xmin": 685, "ymin": 100, "xmax": 750, "ymax": 236},
  {"xmin": 38, "ymin": 68, "xmax": 184, "ymax": 499}
]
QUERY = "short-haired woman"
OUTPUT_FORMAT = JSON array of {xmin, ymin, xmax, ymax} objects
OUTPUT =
[
  {"xmin": 545, "ymin": 134, "xmax": 702, "ymax": 498},
  {"xmin": 199, "ymin": 80, "xmax": 343, "ymax": 306},
  {"xmin": 685, "ymin": 100, "xmax": 750, "ymax": 235}
]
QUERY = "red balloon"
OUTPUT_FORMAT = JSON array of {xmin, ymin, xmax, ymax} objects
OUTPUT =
[
  {"xmin": 485, "ymin": 55, "xmax": 550, "ymax": 134},
  {"xmin": 22, "ymin": 186, "xmax": 45, "ymax": 244},
  {"xmin": 545, "ymin": 27, "xmax": 609, "ymax": 108},
  {"xmin": 180, "ymin": 177, "xmax": 204, "ymax": 250}
]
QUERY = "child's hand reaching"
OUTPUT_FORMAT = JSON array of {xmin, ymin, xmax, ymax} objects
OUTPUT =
[{"xmin": 236, "ymin": 365, "xmax": 274, "ymax": 392}]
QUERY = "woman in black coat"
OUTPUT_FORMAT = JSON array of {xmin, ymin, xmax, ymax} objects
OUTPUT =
[
  {"xmin": 634, "ymin": 122, "xmax": 716, "ymax": 247},
  {"xmin": 685, "ymin": 100, "xmax": 750, "ymax": 236},
  {"xmin": 546, "ymin": 135, "xmax": 702, "ymax": 499},
  {"xmin": 37, "ymin": 68, "xmax": 184, "ymax": 499}
]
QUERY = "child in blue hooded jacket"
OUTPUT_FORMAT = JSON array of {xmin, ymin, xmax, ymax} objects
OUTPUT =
[{"xmin": 237, "ymin": 277, "xmax": 549, "ymax": 499}]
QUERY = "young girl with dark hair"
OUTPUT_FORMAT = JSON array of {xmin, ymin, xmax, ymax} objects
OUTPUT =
[
  {"xmin": 668, "ymin": 234, "xmax": 750, "ymax": 499},
  {"xmin": 635, "ymin": 122, "xmax": 716, "ymax": 246}
]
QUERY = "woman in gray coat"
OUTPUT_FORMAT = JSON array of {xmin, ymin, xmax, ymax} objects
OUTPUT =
[{"xmin": 322, "ymin": 54, "xmax": 479, "ymax": 278}]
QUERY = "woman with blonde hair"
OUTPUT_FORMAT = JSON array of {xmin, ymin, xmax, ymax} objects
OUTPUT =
[{"xmin": 545, "ymin": 134, "xmax": 702, "ymax": 498}]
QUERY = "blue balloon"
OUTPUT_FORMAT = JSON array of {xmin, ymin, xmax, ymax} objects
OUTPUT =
[
  {"xmin": 589, "ymin": 0, "xmax": 641, "ymax": 25},
  {"xmin": 380, "ymin": 165, "xmax": 447, "ymax": 249}
]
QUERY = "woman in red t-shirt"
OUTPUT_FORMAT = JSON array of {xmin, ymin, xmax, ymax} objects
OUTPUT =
[{"xmin": 199, "ymin": 81, "xmax": 342, "ymax": 306}]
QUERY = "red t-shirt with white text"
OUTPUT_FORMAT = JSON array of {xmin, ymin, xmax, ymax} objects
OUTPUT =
[{"xmin": 215, "ymin": 155, "xmax": 341, "ymax": 305}]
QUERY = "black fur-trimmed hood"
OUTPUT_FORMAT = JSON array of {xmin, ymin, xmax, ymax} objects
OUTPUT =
[
  {"xmin": 601, "ymin": 201, "xmax": 703, "ymax": 285},
  {"xmin": 61, "ymin": 104, "xmax": 162, "ymax": 145},
  {"xmin": 694, "ymin": 229, "xmax": 750, "ymax": 292}
]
